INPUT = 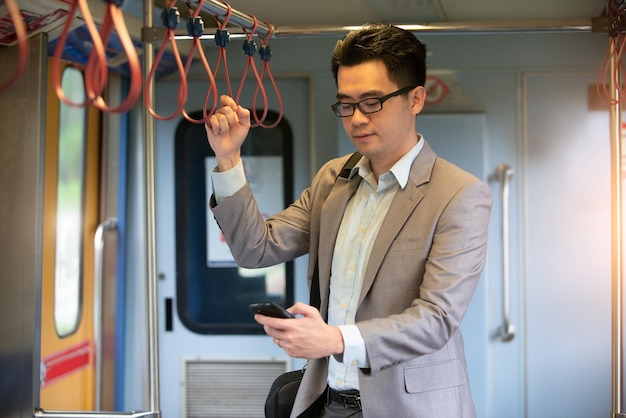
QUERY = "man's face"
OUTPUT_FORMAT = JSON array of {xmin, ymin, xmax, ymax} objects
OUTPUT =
[{"xmin": 336, "ymin": 60, "xmax": 425, "ymax": 174}]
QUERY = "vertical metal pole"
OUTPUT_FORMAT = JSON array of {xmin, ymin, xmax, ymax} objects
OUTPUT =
[
  {"xmin": 93, "ymin": 219, "xmax": 118, "ymax": 411},
  {"xmin": 610, "ymin": 35, "xmax": 625, "ymax": 418},
  {"xmin": 142, "ymin": 0, "xmax": 160, "ymax": 415}
]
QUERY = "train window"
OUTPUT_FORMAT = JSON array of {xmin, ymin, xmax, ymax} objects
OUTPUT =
[
  {"xmin": 174, "ymin": 110, "xmax": 294, "ymax": 334},
  {"xmin": 54, "ymin": 67, "xmax": 87, "ymax": 337}
]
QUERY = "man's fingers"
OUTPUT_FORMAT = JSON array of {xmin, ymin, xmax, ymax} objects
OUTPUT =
[
  {"xmin": 236, "ymin": 105, "xmax": 251, "ymax": 127},
  {"xmin": 219, "ymin": 94, "xmax": 237, "ymax": 109}
]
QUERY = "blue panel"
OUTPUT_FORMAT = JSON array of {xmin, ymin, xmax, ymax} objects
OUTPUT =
[{"xmin": 418, "ymin": 114, "xmax": 486, "ymax": 179}]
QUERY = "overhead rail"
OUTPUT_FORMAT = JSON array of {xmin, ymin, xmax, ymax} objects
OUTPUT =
[
  {"xmin": 0, "ymin": 8, "xmax": 601, "ymax": 114},
  {"xmin": 190, "ymin": 0, "xmax": 274, "ymax": 36},
  {"xmin": 273, "ymin": 18, "xmax": 597, "ymax": 37}
]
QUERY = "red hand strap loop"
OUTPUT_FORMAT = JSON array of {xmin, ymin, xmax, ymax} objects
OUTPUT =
[
  {"xmin": 144, "ymin": 0, "xmax": 189, "ymax": 121},
  {"xmin": 181, "ymin": 0, "xmax": 219, "ymax": 124},
  {"xmin": 235, "ymin": 15, "xmax": 268, "ymax": 128},
  {"xmin": 253, "ymin": 22, "xmax": 283, "ymax": 128},
  {"xmin": 212, "ymin": 2, "xmax": 233, "ymax": 98}
]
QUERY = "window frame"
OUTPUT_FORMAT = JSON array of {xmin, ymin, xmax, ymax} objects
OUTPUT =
[{"xmin": 174, "ymin": 109, "xmax": 294, "ymax": 334}]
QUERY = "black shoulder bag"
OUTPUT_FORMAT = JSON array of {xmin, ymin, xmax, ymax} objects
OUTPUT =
[{"xmin": 264, "ymin": 152, "xmax": 361, "ymax": 418}]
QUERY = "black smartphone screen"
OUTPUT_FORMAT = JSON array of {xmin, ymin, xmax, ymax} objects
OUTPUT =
[{"xmin": 248, "ymin": 302, "xmax": 295, "ymax": 318}]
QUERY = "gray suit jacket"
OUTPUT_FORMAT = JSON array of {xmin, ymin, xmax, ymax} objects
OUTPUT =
[{"xmin": 211, "ymin": 141, "xmax": 492, "ymax": 418}]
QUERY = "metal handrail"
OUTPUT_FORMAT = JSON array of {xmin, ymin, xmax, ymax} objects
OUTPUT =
[
  {"xmin": 494, "ymin": 164, "xmax": 515, "ymax": 343},
  {"xmin": 93, "ymin": 218, "xmax": 118, "ymax": 410},
  {"xmin": 142, "ymin": 0, "xmax": 161, "ymax": 414},
  {"xmin": 34, "ymin": 409, "xmax": 157, "ymax": 418},
  {"xmin": 192, "ymin": 0, "xmax": 274, "ymax": 36}
]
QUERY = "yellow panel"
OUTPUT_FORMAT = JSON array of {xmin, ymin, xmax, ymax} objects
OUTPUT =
[{"xmin": 40, "ymin": 59, "xmax": 101, "ymax": 410}]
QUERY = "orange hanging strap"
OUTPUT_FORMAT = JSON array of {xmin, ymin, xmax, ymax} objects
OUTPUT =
[
  {"xmin": 596, "ymin": 0, "xmax": 626, "ymax": 105},
  {"xmin": 144, "ymin": 0, "xmax": 189, "ymax": 120},
  {"xmin": 254, "ymin": 22, "xmax": 283, "ymax": 128},
  {"xmin": 181, "ymin": 0, "xmax": 219, "ymax": 124},
  {"xmin": 52, "ymin": 0, "xmax": 108, "ymax": 108},
  {"xmin": 235, "ymin": 15, "xmax": 268, "ymax": 128},
  {"xmin": 212, "ymin": 2, "xmax": 233, "ymax": 98},
  {"xmin": 86, "ymin": 1, "xmax": 142, "ymax": 113},
  {"xmin": 0, "ymin": 0, "xmax": 28, "ymax": 93}
]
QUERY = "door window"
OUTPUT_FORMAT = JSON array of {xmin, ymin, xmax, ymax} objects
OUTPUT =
[
  {"xmin": 174, "ymin": 110, "xmax": 294, "ymax": 334},
  {"xmin": 54, "ymin": 67, "xmax": 87, "ymax": 337}
]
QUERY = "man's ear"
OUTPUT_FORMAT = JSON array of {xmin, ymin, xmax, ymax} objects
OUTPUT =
[{"xmin": 410, "ymin": 86, "xmax": 427, "ymax": 115}]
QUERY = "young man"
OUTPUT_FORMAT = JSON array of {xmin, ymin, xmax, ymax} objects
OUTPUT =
[{"xmin": 205, "ymin": 24, "xmax": 491, "ymax": 418}]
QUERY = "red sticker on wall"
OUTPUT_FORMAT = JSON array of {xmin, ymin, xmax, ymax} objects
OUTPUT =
[
  {"xmin": 40, "ymin": 340, "xmax": 92, "ymax": 387},
  {"xmin": 424, "ymin": 75, "xmax": 450, "ymax": 106}
]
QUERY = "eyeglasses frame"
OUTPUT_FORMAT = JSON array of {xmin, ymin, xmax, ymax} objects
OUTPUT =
[{"xmin": 331, "ymin": 85, "xmax": 417, "ymax": 118}]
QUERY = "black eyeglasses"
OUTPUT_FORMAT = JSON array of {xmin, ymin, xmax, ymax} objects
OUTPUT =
[{"xmin": 331, "ymin": 86, "xmax": 416, "ymax": 118}]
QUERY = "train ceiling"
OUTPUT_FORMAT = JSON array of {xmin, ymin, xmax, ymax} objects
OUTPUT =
[
  {"xmin": 129, "ymin": 0, "xmax": 609, "ymax": 30},
  {"xmin": 0, "ymin": 0, "xmax": 609, "ymax": 47},
  {"xmin": 0, "ymin": 0, "xmax": 608, "ymax": 83}
]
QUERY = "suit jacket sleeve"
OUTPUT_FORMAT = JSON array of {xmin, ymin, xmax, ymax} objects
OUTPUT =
[{"xmin": 208, "ymin": 157, "xmax": 343, "ymax": 270}]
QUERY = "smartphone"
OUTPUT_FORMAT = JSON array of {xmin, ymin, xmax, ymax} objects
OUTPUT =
[{"xmin": 249, "ymin": 302, "xmax": 295, "ymax": 318}]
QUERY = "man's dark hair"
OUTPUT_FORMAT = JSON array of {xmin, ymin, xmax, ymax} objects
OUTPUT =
[{"xmin": 331, "ymin": 24, "xmax": 427, "ymax": 88}]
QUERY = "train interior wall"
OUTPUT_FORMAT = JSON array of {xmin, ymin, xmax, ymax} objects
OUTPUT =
[
  {"xmin": 0, "ymin": 35, "xmax": 47, "ymax": 418},
  {"xmin": 0, "ymin": 27, "xmax": 615, "ymax": 418}
]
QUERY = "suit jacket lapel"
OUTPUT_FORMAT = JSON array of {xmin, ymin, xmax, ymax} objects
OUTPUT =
[{"xmin": 358, "ymin": 142, "xmax": 437, "ymax": 305}]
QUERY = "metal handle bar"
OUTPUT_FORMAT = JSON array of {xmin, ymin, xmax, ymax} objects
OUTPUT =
[
  {"xmin": 494, "ymin": 164, "xmax": 515, "ymax": 343},
  {"xmin": 93, "ymin": 218, "xmax": 118, "ymax": 410},
  {"xmin": 34, "ymin": 409, "xmax": 157, "ymax": 418},
  {"xmin": 192, "ymin": 0, "xmax": 274, "ymax": 36}
]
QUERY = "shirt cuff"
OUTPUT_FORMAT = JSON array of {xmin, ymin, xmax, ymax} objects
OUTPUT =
[
  {"xmin": 211, "ymin": 159, "xmax": 247, "ymax": 204},
  {"xmin": 337, "ymin": 325, "xmax": 369, "ymax": 368}
]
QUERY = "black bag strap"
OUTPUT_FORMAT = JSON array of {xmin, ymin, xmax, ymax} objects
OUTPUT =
[
  {"xmin": 338, "ymin": 151, "xmax": 362, "ymax": 179},
  {"xmin": 310, "ymin": 152, "xmax": 361, "ymax": 309}
]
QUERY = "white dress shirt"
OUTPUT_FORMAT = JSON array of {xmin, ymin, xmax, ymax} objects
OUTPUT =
[{"xmin": 327, "ymin": 138, "xmax": 423, "ymax": 391}]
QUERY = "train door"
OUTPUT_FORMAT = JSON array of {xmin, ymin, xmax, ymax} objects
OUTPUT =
[
  {"xmin": 416, "ymin": 72, "xmax": 612, "ymax": 418},
  {"xmin": 39, "ymin": 61, "xmax": 120, "ymax": 412},
  {"xmin": 523, "ymin": 72, "xmax": 611, "ymax": 417}
]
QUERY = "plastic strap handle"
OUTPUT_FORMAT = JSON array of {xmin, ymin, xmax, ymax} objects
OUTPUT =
[
  {"xmin": 144, "ymin": 1, "xmax": 188, "ymax": 121},
  {"xmin": 212, "ymin": 2, "xmax": 233, "ymax": 98},
  {"xmin": 52, "ymin": 0, "xmax": 107, "ymax": 108},
  {"xmin": 235, "ymin": 15, "xmax": 268, "ymax": 127},
  {"xmin": 88, "ymin": 3, "xmax": 142, "ymax": 113},
  {"xmin": 181, "ymin": 0, "xmax": 219, "ymax": 124},
  {"xmin": 253, "ymin": 22, "xmax": 283, "ymax": 128}
]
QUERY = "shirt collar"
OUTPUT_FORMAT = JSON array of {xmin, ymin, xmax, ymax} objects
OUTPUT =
[{"xmin": 349, "ymin": 135, "xmax": 424, "ymax": 189}]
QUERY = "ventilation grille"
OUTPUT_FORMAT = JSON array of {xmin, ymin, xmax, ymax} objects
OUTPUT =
[{"xmin": 183, "ymin": 358, "xmax": 289, "ymax": 418}]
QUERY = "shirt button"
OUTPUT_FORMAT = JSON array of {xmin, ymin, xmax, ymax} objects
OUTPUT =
[
  {"xmin": 360, "ymin": 226, "xmax": 366, "ymax": 233},
  {"xmin": 336, "ymin": 379, "xmax": 343, "ymax": 386},
  {"xmin": 351, "ymin": 360, "xmax": 358, "ymax": 366},
  {"xmin": 341, "ymin": 303, "xmax": 347, "ymax": 309}
]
